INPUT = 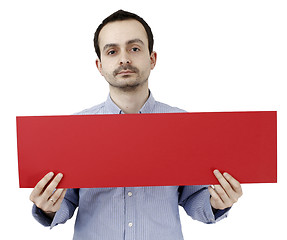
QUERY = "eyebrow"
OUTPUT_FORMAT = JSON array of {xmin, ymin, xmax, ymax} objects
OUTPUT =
[
  {"xmin": 103, "ymin": 43, "xmax": 118, "ymax": 52},
  {"xmin": 103, "ymin": 38, "xmax": 145, "ymax": 52},
  {"xmin": 126, "ymin": 38, "xmax": 144, "ymax": 46}
]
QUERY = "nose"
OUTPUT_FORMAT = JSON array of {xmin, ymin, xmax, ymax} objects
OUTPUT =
[{"xmin": 119, "ymin": 52, "xmax": 131, "ymax": 65}]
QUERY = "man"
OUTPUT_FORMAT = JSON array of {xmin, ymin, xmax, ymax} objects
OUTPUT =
[{"xmin": 30, "ymin": 10, "xmax": 243, "ymax": 240}]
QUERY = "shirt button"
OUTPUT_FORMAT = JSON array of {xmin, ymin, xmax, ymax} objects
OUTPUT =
[
  {"xmin": 128, "ymin": 192, "xmax": 133, "ymax": 197},
  {"xmin": 128, "ymin": 222, "xmax": 133, "ymax": 227}
]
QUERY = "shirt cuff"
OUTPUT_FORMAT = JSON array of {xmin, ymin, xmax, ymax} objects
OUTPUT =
[
  {"xmin": 32, "ymin": 204, "xmax": 53, "ymax": 227},
  {"xmin": 213, "ymin": 207, "xmax": 231, "ymax": 220},
  {"xmin": 50, "ymin": 200, "xmax": 71, "ymax": 229},
  {"xmin": 204, "ymin": 194, "xmax": 231, "ymax": 224}
]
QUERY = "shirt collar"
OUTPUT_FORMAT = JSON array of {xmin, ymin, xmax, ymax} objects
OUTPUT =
[
  {"xmin": 139, "ymin": 90, "xmax": 156, "ymax": 113},
  {"xmin": 104, "ymin": 90, "xmax": 156, "ymax": 114},
  {"xmin": 104, "ymin": 94, "xmax": 122, "ymax": 114}
]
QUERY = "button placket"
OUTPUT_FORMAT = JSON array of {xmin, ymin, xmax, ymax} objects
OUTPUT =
[{"xmin": 124, "ymin": 187, "xmax": 136, "ymax": 239}]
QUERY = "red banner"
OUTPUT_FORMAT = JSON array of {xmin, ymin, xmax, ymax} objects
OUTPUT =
[{"xmin": 17, "ymin": 111, "xmax": 277, "ymax": 188}]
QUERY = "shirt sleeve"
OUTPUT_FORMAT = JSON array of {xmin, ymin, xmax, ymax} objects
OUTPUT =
[
  {"xmin": 178, "ymin": 185, "xmax": 230, "ymax": 224},
  {"xmin": 32, "ymin": 188, "xmax": 79, "ymax": 228}
]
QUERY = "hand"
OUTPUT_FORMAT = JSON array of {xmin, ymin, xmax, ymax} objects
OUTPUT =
[
  {"xmin": 30, "ymin": 172, "xmax": 67, "ymax": 219},
  {"xmin": 208, "ymin": 170, "xmax": 243, "ymax": 210}
]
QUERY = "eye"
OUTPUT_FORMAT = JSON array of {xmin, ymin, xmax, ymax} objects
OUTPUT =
[
  {"xmin": 107, "ymin": 50, "xmax": 116, "ymax": 55},
  {"xmin": 131, "ymin": 47, "xmax": 140, "ymax": 52}
]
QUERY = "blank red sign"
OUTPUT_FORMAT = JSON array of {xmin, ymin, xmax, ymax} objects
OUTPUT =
[{"xmin": 16, "ymin": 111, "xmax": 277, "ymax": 188}]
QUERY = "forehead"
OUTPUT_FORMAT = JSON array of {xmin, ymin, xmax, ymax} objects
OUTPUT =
[{"xmin": 98, "ymin": 19, "xmax": 148, "ymax": 49}]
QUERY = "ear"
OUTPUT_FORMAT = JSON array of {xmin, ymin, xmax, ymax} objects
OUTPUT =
[
  {"xmin": 150, "ymin": 51, "xmax": 157, "ymax": 70},
  {"xmin": 95, "ymin": 59, "xmax": 104, "ymax": 76}
]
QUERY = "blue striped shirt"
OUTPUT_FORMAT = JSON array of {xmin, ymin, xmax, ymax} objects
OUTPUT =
[{"xmin": 32, "ymin": 91, "xmax": 230, "ymax": 240}]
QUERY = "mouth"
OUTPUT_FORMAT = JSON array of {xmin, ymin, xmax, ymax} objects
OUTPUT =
[
  {"xmin": 117, "ymin": 70, "xmax": 135, "ymax": 75},
  {"xmin": 113, "ymin": 65, "xmax": 139, "ymax": 77}
]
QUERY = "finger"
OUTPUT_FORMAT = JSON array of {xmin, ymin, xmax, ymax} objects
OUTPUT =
[
  {"xmin": 213, "ymin": 170, "xmax": 234, "ymax": 197},
  {"xmin": 54, "ymin": 189, "xmax": 67, "ymax": 207},
  {"xmin": 223, "ymin": 172, "xmax": 243, "ymax": 196},
  {"xmin": 208, "ymin": 186, "xmax": 225, "ymax": 210},
  {"xmin": 213, "ymin": 184, "xmax": 233, "ymax": 207},
  {"xmin": 30, "ymin": 172, "xmax": 54, "ymax": 201},
  {"xmin": 42, "ymin": 173, "xmax": 63, "ymax": 200},
  {"xmin": 51, "ymin": 189, "xmax": 67, "ymax": 212},
  {"xmin": 49, "ymin": 188, "xmax": 65, "ymax": 205},
  {"xmin": 208, "ymin": 186, "xmax": 221, "ymax": 202}
]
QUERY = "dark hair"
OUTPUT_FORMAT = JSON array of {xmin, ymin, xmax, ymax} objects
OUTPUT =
[{"xmin": 94, "ymin": 10, "xmax": 154, "ymax": 60}]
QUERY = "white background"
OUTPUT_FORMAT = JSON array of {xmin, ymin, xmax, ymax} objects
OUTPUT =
[{"xmin": 1, "ymin": 0, "xmax": 286, "ymax": 239}]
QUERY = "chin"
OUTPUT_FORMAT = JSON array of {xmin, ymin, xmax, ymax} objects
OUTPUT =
[{"xmin": 107, "ymin": 76, "xmax": 148, "ymax": 90}]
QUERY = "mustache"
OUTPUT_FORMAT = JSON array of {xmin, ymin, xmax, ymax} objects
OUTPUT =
[{"xmin": 113, "ymin": 65, "xmax": 139, "ymax": 76}]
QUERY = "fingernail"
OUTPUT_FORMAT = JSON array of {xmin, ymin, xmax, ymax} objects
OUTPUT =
[
  {"xmin": 58, "ymin": 173, "xmax": 63, "ymax": 178},
  {"xmin": 213, "ymin": 169, "xmax": 219, "ymax": 174},
  {"xmin": 223, "ymin": 172, "xmax": 229, "ymax": 177},
  {"xmin": 48, "ymin": 172, "xmax": 54, "ymax": 177}
]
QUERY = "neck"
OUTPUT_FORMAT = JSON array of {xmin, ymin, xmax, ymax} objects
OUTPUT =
[{"xmin": 109, "ymin": 83, "xmax": 149, "ymax": 114}]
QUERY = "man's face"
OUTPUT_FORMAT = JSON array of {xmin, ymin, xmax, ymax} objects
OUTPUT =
[{"xmin": 96, "ymin": 19, "xmax": 156, "ymax": 90}]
